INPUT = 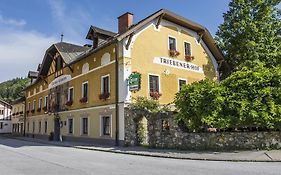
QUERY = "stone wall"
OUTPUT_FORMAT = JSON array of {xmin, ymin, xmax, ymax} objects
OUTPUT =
[{"xmin": 124, "ymin": 108, "xmax": 281, "ymax": 150}]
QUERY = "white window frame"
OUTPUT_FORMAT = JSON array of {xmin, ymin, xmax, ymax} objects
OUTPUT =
[
  {"xmin": 101, "ymin": 74, "xmax": 110, "ymax": 94},
  {"xmin": 183, "ymin": 41, "xmax": 192, "ymax": 56},
  {"xmin": 82, "ymin": 81, "xmax": 89, "ymax": 99},
  {"xmin": 80, "ymin": 117, "xmax": 89, "ymax": 136},
  {"xmin": 28, "ymin": 102, "xmax": 31, "ymax": 111},
  {"xmin": 32, "ymin": 100, "xmax": 36, "ymax": 110},
  {"xmin": 178, "ymin": 78, "xmax": 187, "ymax": 91},
  {"xmin": 168, "ymin": 35, "xmax": 177, "ymax": 51},
  {"xmin": 100, "ymin": 115, "xmax": 112, "ymax": 137},
  {"xmin": 68, "ymin": 118, "xmax": 74, "ymax": 135},
  {"xmin": 68, "ymin": 87, "xmax": 74, "ymax": 101},
  {"xmin": 44, "ymin": 96, "xmax": 48, "ymax": 107},
  {"xmin": 39, "ymin": 97, "xmax": 42, "ymax": 109},
  {"xmin": 148, "ymin": 73, "xmax": 161, "ymax": 93}
]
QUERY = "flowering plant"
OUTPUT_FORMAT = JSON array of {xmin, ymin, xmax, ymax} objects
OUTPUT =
[
  {"xmin": 169, "ymin": 50, "xmax": 180, "ymax": 57},
  {"xmin": 150, "ymin": 91, "xmax": 162, "ymax": 100},
  {"xmin": 185, "ymin": 55, "xmax": 195, "ymax": 62},
  {"xmin": 99, "ymin": 92, "xmax": 110, "ymax": 100}
]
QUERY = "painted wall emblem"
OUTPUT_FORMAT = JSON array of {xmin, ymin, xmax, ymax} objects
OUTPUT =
[{"xmin": 153, "ymin": 57, "xmax": 204, "ymax": 73}]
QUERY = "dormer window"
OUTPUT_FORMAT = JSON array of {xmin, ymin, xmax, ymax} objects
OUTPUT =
[{"xmin": 55, "ymin": 57, "xmax": 63, "ymax": 72}]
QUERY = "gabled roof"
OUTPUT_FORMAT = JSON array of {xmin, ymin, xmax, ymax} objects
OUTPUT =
[
  {"xmin": 28, "ymin": 71, "xmax": 38, "ymax": 79},
  {"xmin": 39, "ymin": 42, "xmax": 90, "ymax": 77},
  {"xmin": 86, "ymin": 26, "xmax": 117, "ymax": 40},
  {"xmin": 0, "ymin": 99, "xmax": 12, "ymax": 108}
]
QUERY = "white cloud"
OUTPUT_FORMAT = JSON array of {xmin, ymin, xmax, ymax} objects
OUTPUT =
[
  {"xmin": 0, "ymin": 15, "xmax": 26, "ymax": 27},
  {"xmin": 48, "ymin": 0, "xmax": 92, "ymax": 44},
  {"xmin": 0, "ymin": 28, "xmax": 57, "ymax": 83}
]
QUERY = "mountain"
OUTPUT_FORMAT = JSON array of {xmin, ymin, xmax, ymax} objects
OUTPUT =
[{"xmin": 0, "ymin": 77, "xmax": 29, "ymax": 103}]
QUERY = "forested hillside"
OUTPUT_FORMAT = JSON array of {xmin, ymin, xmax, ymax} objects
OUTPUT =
[{"xmin": 0, "ymin": 78, "xmax": 29, "ymax": 103}]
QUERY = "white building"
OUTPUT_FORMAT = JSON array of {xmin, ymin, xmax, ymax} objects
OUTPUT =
[{"xmin": 0, "ymin": 100, "xmax": 12, "ymax": 134}]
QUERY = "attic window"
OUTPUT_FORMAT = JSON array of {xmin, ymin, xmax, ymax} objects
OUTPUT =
[{"xmin": 55, "ymin": 57, "xmax": 63, "ymax": 72}]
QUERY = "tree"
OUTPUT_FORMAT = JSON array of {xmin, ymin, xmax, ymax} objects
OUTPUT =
[{"xmin": 216, "ymin": 0, "xmax": 281, "ymax": 70}]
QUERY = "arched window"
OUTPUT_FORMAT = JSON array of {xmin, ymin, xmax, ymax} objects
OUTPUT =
[
  {"xmin": 82, "ymin": 63, "xmax": 89, "ymax": 74},
  {"xmin": 101, "ymin": 53, "xmax": 110, "ymax": 66}
]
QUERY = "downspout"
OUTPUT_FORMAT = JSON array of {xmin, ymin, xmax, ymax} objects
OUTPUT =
[
  {"xmin": 115, "ymin": 42, "xmax": 119, "ymax": 146},
  {"xmin": 23, "ymin": 100, "xmax": 26, "ymax": 136}
]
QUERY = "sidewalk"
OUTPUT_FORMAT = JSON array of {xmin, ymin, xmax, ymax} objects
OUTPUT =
[{"xmin": 8, "ymin": 136, "xmax": 281, "ymax": 162}]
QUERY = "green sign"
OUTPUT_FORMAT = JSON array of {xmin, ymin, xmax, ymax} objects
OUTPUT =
[{"xmin": 129, "ymin": 72, "xmax": 141, "ymax": 91}]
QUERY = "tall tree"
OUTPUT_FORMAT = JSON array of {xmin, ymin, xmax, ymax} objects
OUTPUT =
[{"xmin": 216, "ymin": 0, "xmax": 281, "ymax": 70}]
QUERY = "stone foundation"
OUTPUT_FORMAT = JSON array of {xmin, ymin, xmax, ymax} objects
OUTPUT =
[{"xmin": 124, "ymin": 108, "xmax": 281, "ymax": 150}]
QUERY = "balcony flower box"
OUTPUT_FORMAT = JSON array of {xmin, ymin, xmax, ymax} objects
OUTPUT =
[
  {"xmin": 185, "ymin": 55, "xmax": 194, "ymax": 62},
  {"xmin": 43, "ymin": 106, "xmax": 47, "ymax": 111},
  {"xmin": 26, "ymin": 110, "xmax": 30, "ymax": 114},
  {"xmin": 37, "ymin": 108, "xmax": 41, "ymax": 112},
  {"xmin": 169, "ymin": 50, "xmax": 180, "ymax": 57},
  {"xmin": 12, "ymin": 113, "xmax": 15, "ymax": 116},
  {"xmin": 99, "ymin": 92, "xmax": 110, "ymax": 101},
  {"xmin": 19, "ymin": 111, "xmax": 23, "ymax": 114},
  {"xmin": 31, "ymin": 109, "xmax": 35, "ymax": 113},
  {"xmin": 80, "ymin": 97, "xmax": 88, "ymax": 103},
  {"xmin": 150, "ymin": 91, "xmax": 162, "ymax": 100},
  {"xmin": 16, "ymin": 112, "xmax": 19, "ymax": 115},
  {"xmin": 65, "ymin": 100, "xmax": 73, "ymax": 106}
]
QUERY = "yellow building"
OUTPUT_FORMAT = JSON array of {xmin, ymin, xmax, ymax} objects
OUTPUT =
[
  {"xmin": 11, "ymin": 97, "xmax": 25, "ymax": 135},
  {"xmin": 24, "ymin": 9, "xmax": 225, "ymax": 145}
]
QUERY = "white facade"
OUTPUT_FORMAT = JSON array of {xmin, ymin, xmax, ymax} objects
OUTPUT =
[
  {"xmin": 0, "ymin": 100, "xmax": 11, "ymax": 119},
  {"xmin": 0, "ymin": 100, "xmax": 12, "ymax": 133}
]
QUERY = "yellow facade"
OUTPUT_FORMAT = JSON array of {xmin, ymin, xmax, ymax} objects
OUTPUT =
[
  {"xmin": 11, "ymin": 99, "xmax": 25, "ymax": 134},
  {"xmin": 24, "ymin": 10, "xmax": 221, "ymax": 144}
]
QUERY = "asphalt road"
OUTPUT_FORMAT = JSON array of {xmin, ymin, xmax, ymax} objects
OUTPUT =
[{"xmin": 0, "ymin": 137, "xmax": 280, "ymax": 175}]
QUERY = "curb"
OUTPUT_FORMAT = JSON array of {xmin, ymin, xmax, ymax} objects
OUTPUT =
[{"xmin": 4, "ymin": 136, "xmax": 281, "ymax": 162}]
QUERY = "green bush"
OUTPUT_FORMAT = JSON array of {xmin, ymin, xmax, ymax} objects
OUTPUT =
[{"xmin": 175, "ymin": 63, "xmax": 281, "ymax": 131}]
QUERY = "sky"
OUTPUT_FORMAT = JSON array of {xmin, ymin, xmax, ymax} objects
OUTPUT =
[{"xmin": 0, "ymin": 0, "xmax": 279, "ymax": 83}]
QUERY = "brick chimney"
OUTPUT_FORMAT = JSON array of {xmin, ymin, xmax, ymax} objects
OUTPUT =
[{"xmin": 118, "ymin": 12, "xmax": 134, "ymax": 34}]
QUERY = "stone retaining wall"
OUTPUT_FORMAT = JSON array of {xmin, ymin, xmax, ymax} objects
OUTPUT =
[{"xmin": 124, "ymin": 109, "xmax": 281, "ymax": 150}]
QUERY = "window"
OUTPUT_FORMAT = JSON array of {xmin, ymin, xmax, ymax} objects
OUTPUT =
[
  {"xmin": 101, "ymin": 75, "xmax": 110, "ymax": 94},
  {"xmin": 68, "ymin": 87, "xmax": 74, "ymax": 102},
  {"xmin": 68, "ymin": 118, "xmax": 73, "ymax": 134},
  {"xmin": 39, "ymin": 98, "xmax": 42, "ymax": 109},
  {"xmin": 32, "ymin": 100, "xmax": 36, "ymax": 110},
  {"xmin": 179, "ymin": 79, "xmax": 187, "ymax": 91},
  {"xmin": 44, "ymin": 121, "xmax": 47, "ymax": 134},
  {"xmin": 168, "ymin": 36, "xmax": 176, "ymax": 50},
  {"xmin": 0, "ymin": 122, "xmax": 3, "ymax": 129},
  {"xmin": 28, "ymin": 102, "xmax": 31, "ymax": 111},
  {"xmin": 38, "ymin": 121, "xmax": 41, "ymax": 133},
  {"xmin": 32, "ymin": 122, "xmax": 35, "ymax": 133},
  {"xmin": 82, "ymin": 82, "xmax": 88, "ymax": 99},
  {"xmin": 27, "ymin": 122, "xmax": 29, "ymax": 132},
  {"xmin": 55, "ymin": 57, "xmax": 63, "ymax": 72},
  {"xmin": 44, "ymin": 96, "xmax": 48, "ymax": 108},
  {"xmin": 102, "ymin": 116, "xmax": 111, "ymax": 136},
  {"xmin": 0, "ymin": 110, "xmax": 3, "ymax": 115},
  {"xmin": 149, "ymin": 75, "xmax": 160, "ymax": 93},
  {"xmin": 184, "ymin": 42, "xmax": 191, "ymax": 56},
  {"xmin": 81, "ymin": 117, "xmax": 88, "ymax": 135}
]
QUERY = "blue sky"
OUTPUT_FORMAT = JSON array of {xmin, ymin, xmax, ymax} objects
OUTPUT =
[{"xmin": 0, "ymin": 0, "xmax": 279, "ymax": 83}]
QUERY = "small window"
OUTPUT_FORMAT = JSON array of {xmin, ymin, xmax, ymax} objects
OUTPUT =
[
  {"xmin": 179, "ymin": 79, "xmax": 187, "ymax": 91},
  {"xmin": 68, "ymin": 87, "xmax": 74, "ymax": 102},
  {"xmin": 28, "ymin": 102, "xmax": 31, "ymax": 111},
  {"xmin": 44, "ymin": 121, "xmax": 48, "ymax": 134},
  {"xmin": 81, "ymin": 117, "xmax": 88, "ymax": 135},
  {"xmin": 149, "ymin": 75, "xmax": 160, "ymax": 93},
  {"xmin": 33, "ymin": 100, "xmax": 36, "ymax": 110},
  {"xmin": 27, "ymin": 122, "xmax": 29, "ymax": 132},
  {"xmin": 0, "ymin": 122, "xmax": 3, "ymax": 129},
  {"xmin": 32, "ymin": 122, "xmax": 35, "ymax": 133},
  {"xmin": 39, "ymin": 98, "xmax": 42, "ymax": 109},
  {"xmin": 82, "ymin": 82, "xmax": 88, "ymax": 99},
  {"xmin": 102, "ymin": 116, "xmax": 111, "ymax": 136},
  {"xmin": 168, "ymin": 37, "xmax": 176, "ymax": 50},
  {"xmin": 44, "ymin": 96, "xmax": 48, "ymax": 108},
  {"xmin": 38, "ymin": 121, "xmax": 41, "ymax": 133},
  {"xmin": 68, "ymin": 118, "xmax": 73, "ymax": 134},
  {"xmin": 101, "ymin": 75, "xmax": 110, "ymax": 94},
  {"xmin": 184, "ymin": 42, "xmax": 191, "ymax": 56}
]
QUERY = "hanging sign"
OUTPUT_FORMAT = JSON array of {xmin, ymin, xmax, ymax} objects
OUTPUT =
[
  {"xmin": 48, "ymin": 75, "xmax": 72, "ymax": 89},
  {"xmin": 153, "ymin": 57, "xmax": 204, "ymax": 74},
  {"xmin": 128, "ymin": 72, "xmax": 141, "ymax": 91}
]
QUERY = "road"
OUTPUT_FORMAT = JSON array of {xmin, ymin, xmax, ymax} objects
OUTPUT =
[{"xmin": 0, "ymin": 137, "xmax": 280, "ymax": 175}]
